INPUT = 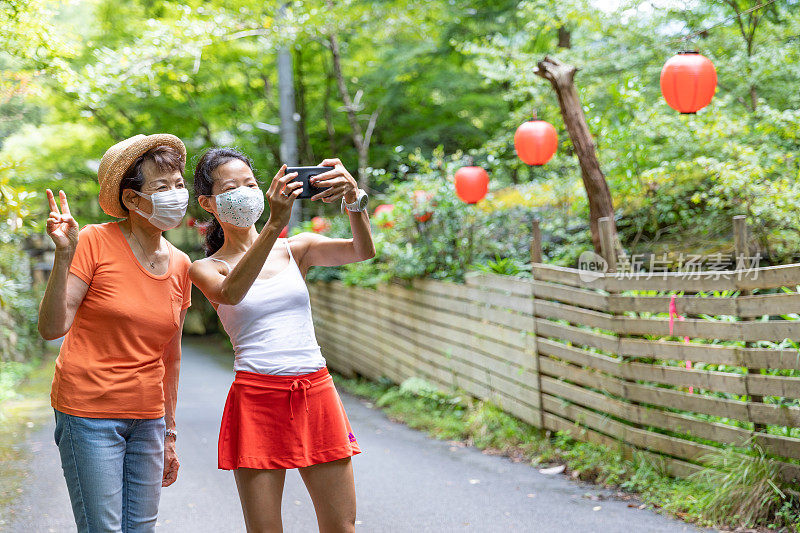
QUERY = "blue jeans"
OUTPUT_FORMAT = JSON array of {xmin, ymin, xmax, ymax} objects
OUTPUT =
[{"xmin": 54, "ymin": 409, "xmax": 165, "ymax": 533}]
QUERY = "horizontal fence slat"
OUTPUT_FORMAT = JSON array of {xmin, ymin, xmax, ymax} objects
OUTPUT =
[
  {"xmin": 537, "ymin": 355, "xmax": 800, "ymax": 428},
  {"xmin": 532, "ymin": 264, "xmax": 606, "ymax": 290},
  {"xmin": 464, "ymin": 271, "xmax": 533, "ymax": 296},
  {"xmin": 608, "ymin": 294, "xmax": 738, "ymax": 316},
  {"xmin": 533, "ymin": 263, "xmax": 800, "ymax": 292},
  {"xmin": 608, "ymin": 292, "xmax": 800, "ymax": 319},
  {"xmin": 534, "ymin": 316, "xmax": 800, "ymax": 369},
  {"xmin": 537, "ymin": 337, "xmax": 749, "ymax": 395},
  {"xmin": 747, "ymin": 374, "xmax": 800, "ymax": 398},
  {"xmin": 738, "ymin": 292, "xmax": 800, "ymax": 318},
  {"xmin": 535, "ymin": 298, "xmax": 800, "ymax": 343},
  {"xmin": 532, "ymin": 280, "xmax": 609, "ymax": 311}
]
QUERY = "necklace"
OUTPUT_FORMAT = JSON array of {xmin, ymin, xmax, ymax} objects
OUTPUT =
[{"xmin": 127, "ymin": 225, "xmax": 158, "ymax": 269}]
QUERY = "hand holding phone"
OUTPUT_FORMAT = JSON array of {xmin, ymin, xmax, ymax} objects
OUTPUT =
[{"xmin": 284, "ymin": 166, "xmax": 335, "ymax": 199}]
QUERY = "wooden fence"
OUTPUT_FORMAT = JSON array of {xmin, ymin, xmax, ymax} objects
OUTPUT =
[{"xmin": 308, "ymin": 261, "xmax": 800, "ymax": 482}]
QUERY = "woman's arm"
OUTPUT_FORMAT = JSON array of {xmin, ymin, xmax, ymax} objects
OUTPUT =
[
  {"xmin": 161, "ymin": 307, "xmax": 186, "ymax": 488},
  {"xmin": 38, "ymin": 190, "xmax": 89, "ymax": 340},
  {"xmin": 189, "ymin": 166, "xmax": 303, "ymax": 306},
  {"xmin": 296, "ymin": 158, "xmax": 376, "ymax": 269}
]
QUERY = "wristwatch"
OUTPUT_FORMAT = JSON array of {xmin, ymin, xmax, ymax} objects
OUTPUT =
[
  {"xmin": 166, "ymin": 428, "xmax": 178, "ymax": 440},
  {"xmin": 341, "ymin": 188, "xmax": 369, "ymax": 213}
]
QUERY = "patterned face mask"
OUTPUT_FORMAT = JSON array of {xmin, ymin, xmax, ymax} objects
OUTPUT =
[{"xmin": 214, "ymin": 186, "xmax": 265, "ymax": 228}]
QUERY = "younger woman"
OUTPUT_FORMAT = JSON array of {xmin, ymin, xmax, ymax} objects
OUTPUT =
[{"xmin": 189, "ymin": 148, "xmax": 374, "ymax": 533}]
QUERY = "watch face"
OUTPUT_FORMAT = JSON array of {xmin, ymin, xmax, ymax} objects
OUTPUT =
[{"xmin": 357, "ymin": 192, "xmax": 368, "ymax": 210}]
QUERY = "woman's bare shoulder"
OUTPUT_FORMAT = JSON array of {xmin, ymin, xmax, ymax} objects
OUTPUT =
[{"xmin": 189, "ymin": 256, "xmax": 225, "ymax": 279}]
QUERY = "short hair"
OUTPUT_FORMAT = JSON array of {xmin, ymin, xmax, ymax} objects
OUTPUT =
[{"xmin": 118, "ymin": 145, "xmax": 185, "ymax": 212}]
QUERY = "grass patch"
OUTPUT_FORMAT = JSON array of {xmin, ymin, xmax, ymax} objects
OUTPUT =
[{"xmin": 334, "ymin": 373, "xmax": 800, "ymax": 532}]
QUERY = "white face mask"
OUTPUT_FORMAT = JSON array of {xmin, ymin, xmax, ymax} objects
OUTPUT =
[
  {"xmin": 214, "ymin": 186, "xmax": 264, "ymax": 228},
  {"xmin": 133, "ymin": 188, "xmax": 189, "ymax": 231}
]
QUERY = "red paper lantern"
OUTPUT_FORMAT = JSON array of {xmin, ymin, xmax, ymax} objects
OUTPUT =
[
  {"xmin": 279, "ymin": 225, "xmax": 288, "ymax": 238},
  {"xmin": 454, "ymin": 167, "xmax": 489, "ymax": 204},
  {"xmin": 311, "ymin": 216, "xmax": 330, "ymax": 233},
  {"xmin": 413, "ymin": 190, "xmax": 434, "ymax": 222},
  {"xmin": 374, "ymin": 204, "xmax": 395, "ymax": 228},
  {"xmin": 660, "ymin": 51, "xmax": 717, "ymax": 114},
  {"xmin": 514, "ymin": 119, "xmax": 557, "ymax": 165}
]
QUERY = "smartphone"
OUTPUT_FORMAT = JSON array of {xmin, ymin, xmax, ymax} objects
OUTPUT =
[{"xmin": 285, "ymin": 166, "xmax": 334, "ymax": 199}]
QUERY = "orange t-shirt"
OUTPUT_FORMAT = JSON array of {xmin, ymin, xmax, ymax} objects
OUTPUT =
[{"xmin": 50, "ymin": 222, "xmax": 192, "ymax": 418}]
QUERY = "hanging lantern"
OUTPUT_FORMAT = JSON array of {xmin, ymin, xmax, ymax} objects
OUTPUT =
[
  {"xmin": 311, "ymin": 216, "xmax": 330, "ymax": 233},
  {"xmin": 660, "ymin": 51, "xmax": 717, "ymax": 114},
  {"xmin": 374, "ymin": 204, "xmax": 395, "ymax": 228},
  {"xmin": 514, "ymin": 117, "xmax": 557, "ymax": 165},
  {"xmin": 413, "ymin": 190, "xmax": 434, "ymax": 222},
  {"xmin": 454, "ymin": 167, "xmax": 489, "ymax": 204}
]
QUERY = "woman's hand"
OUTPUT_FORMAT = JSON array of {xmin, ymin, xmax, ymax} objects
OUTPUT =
[
  {"xmin": 162, "ymin": 438, "xmax": 179, "ymax": 487},
  {"xmin": 265, "ymin": 165, "xmax": 302, "ymax": 229},
  {"xmin": 46, "ymin": 189, "xmax": 79, "ymax": 254},
  {"xmin": 310, "ymin": 158, "xmax": 358, "ymax": 203}
]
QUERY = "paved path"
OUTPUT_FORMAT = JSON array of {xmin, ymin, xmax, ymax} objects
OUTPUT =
[{"xmin": 4, "ymin": 339, "xmax": 713, "ymax": 532}]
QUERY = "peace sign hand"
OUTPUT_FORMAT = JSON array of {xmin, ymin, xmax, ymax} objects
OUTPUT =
[{"xmin": 46, "ymin": 189, "xmax": 79, "ymax": 253}]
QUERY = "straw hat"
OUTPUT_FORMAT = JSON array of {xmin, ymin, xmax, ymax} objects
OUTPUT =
[{"xmin": 97, "ymin": 134, "xmax": 186, "ymax": 218}]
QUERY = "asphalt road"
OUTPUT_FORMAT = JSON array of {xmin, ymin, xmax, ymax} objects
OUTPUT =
[{"xmin": 4, "ymin": 339, "xmax": 713, "ymax": 532}]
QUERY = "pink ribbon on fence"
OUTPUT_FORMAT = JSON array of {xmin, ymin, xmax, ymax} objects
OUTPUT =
[{"xmin": 669, "ymin": 295, "xmax": 693, "ymax": 394}]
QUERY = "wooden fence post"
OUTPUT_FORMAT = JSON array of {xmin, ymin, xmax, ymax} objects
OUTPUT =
[
  {"xmin": 598, "ymin": 216, "xmax": 616, "ymax": 272},
  {"xmin": 528, "ymin": 243, "xmax": 545, "ymax": 431},
  {"xmin": 527, "ymin": 218, "xmax": 545, "ymax": 429},
  {"xmin": 530, "ymin": 219, "xmax": 543, "ymax": 264},
  {"xmin": 733, "ymin": 215, "xmax": 765, "ymax": 434},
  {"xmin": 733, "ymin": 215, "xmax": 747, "ymax": 269}
]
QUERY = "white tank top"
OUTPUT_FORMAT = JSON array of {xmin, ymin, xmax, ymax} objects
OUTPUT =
[{"xmin": 211, "ymin": 239, "xmax": 326, "ymax": 375}]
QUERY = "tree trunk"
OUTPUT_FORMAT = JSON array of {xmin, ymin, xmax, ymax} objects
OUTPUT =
[
  {"xmin": 294, "ymin": 47, "xmax": 315, "ymax": 165},
  {"xmin": 320, "ymin": 60, "xmax": 337, "ymax": 157},
  {"xmin": 535, "ymin": 56, "xmax": 617, "ymax": 256},
  {"xmin": 326, "ymin": 30, "xmax": 380, "ymax": 189},
  {"xmin": 557, "ymin": 27, "xmax": 571, "ymax": 49}
]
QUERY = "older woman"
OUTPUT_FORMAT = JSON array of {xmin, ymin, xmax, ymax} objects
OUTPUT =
[{"xmin": 38, "ymin": 134, "xmax": 193, "ymax": 532}]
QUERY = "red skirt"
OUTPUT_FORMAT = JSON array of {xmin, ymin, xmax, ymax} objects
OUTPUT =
[{"xmin": 218, "ymin": 367, "xmax": 361, "ymax": 470}]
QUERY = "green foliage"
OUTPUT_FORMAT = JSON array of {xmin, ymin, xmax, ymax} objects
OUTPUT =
[
  {"xmin": 4, "ymin": 0, "xmax": 800, "ymax": 271},
  {"xmin": 470, "ymin": 254, "xmax": 531, "ymax": 276},
  {"xmin": 313, "ymin": 148, "xmax": 539, "ymax": 283},
  {"xmin": 0, "ymin": 162, "xmax": 44, "ymax": 365},
  {"xmin": 689, "ymin": 440, "xmax": 800, "ymax": 530},
  {"xmin": 378, "ymin": 376, "xmax": 465, "ymax": 412},
  {"xmin": 464, "ymin": 401, "xmax": 536, "ymax": 450}
]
